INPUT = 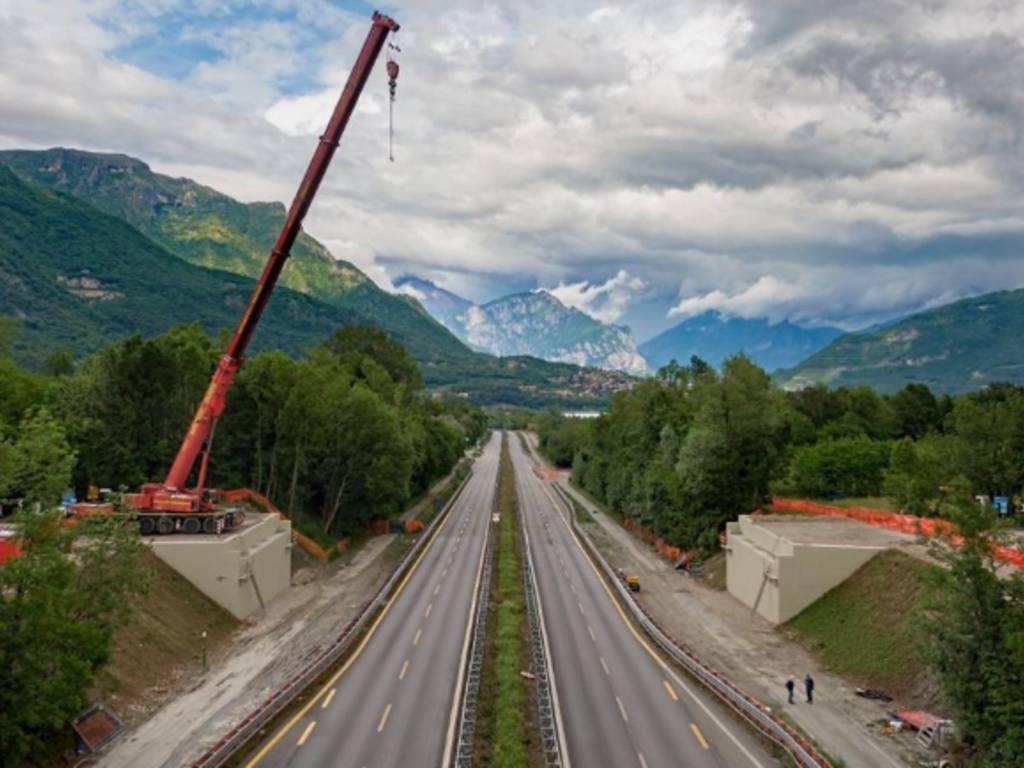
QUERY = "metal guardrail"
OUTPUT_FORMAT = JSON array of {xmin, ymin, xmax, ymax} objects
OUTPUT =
[
  {"xmin": 452, "ymin": 470, "xmax": 499, "ymax": 766},
  {"xmin": 188, "ymin": 468, "xmax": 476, "ymax": 768},
  {"xmin": 549, "ymin": 482, "xmax": 833, "ymax": 768},
  {"xmin": 520, "ymin": 484, "xmax": 567, "ymax": 768}
]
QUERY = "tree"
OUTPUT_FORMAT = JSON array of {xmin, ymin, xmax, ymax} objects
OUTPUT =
[
  {"xmin": 0, "ymin": 511, "xmax": 148, "ymax": 767},
  {"xmin": 891, "ymin": 383, "xmax": 942, "ymax": 439},
  {"xmin": 920, "ymin": 500, "xmax": 1024, "ymax": 765},
  {"xmin": 786, "ymin": 436, "xmax": 891, "ymax": 498},
  {"xmin": 2, "ymin": 409, "xmax": 76, "ymax": 508}
]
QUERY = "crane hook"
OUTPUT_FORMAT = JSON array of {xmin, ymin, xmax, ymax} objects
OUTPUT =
[{"xmin": 386, "ymin": 42, "xmax": 401, "ymax": 162}]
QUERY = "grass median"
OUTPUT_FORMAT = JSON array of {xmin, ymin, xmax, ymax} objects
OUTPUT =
[{"xmin": 474, "ymin": 433, "xmax": 540, "ymax": 767}]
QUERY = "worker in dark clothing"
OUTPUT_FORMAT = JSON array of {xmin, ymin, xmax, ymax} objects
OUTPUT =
[
  {"xmin": 785, "ymin": 677, "xmax": 795, "ymax": 704},
  {"xmin": 805, "ymin": 674, "xmax": 815, "ymax": 704}
]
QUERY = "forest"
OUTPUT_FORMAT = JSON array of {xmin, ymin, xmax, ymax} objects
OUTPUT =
[
  {"xmin": 0, "ymin": 318, "xmax": 485, "ymax": 540},
  {"xmin": 537, "ymin": 355, "xmax": 1024, "ymax": 550}
]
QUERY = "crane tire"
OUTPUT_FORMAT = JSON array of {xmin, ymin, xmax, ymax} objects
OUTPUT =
[{"xmin": 182, "ymin": 516, "xmax": 202, "ymax": 535}]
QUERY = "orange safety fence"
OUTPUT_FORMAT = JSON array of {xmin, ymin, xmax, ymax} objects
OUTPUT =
[
  {"xmin": 771, "ymin": 498, "xmax": 1024, "ymax": 569},
  {"xmin": 623, "ymin": 517, "xmax": 683, "ymax": 563}
]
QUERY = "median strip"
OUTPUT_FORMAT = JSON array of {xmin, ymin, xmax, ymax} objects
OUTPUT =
[{"xmin": 472, "ymin": 433, "xmax": 542, "ymax": 767}]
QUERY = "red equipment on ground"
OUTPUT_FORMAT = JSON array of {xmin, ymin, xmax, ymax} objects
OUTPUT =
[{"xmin": 127, "ymin": 11, "xmax": 401, "ymax": 536}]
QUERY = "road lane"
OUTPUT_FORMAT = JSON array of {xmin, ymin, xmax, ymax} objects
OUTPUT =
[
  {"xmin": 510, "ymin": 433, "xmax": 776, "ymax": 768},
  {"xmin": 244, "ymin": 433, "xmax": 500, "ymax": 768}
]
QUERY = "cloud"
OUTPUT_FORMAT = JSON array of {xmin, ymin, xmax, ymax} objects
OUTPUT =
[
  {"xmin": 1, "ymin": 0, "xmax": 1023, "ymax": 339},
  {"xmin": 547, "ymin": 270, "xmax": 647, "ymax": 324}
]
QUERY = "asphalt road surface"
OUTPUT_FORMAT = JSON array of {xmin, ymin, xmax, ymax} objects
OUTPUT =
[
  {"xmin": 510, "ymin": 433, "xmax": 778, "ymax": 768},
  {"xmin": 242, "ymin": 433, "xmax": 500, "ymax": 768}
]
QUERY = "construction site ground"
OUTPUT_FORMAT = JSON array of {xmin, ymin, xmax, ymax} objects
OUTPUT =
[
  {"xmin": 516, "ymin": 432, "xmax": 931, "ymax": 768},
  {"xmin": 101, "ymin": 531, "xmax": 403, "ymax": 768}
]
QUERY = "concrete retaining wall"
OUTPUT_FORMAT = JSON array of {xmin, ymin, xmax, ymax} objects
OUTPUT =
[
  {"xmin": 726, "ymin": 515, "xmax": 890, "ymax": 625},
  {"xmin": 147, "ymin": 513, "xmax": 291, "ymax": 620}
]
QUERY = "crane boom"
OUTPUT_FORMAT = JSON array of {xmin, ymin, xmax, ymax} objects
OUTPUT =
[{"xmin": 130, "ymin": 11, "xmax": 399, "ymax": 521}]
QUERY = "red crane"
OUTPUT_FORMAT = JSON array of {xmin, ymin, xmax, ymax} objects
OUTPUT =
[{"xmin": 127, "ymin": 11, "xmax": 401, "ymax": 535}]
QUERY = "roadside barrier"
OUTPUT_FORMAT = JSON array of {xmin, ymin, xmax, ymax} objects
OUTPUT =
[
  {"xmin": 452, "ymin": 470, "xmax": 499, "ymax": 767},
  {"xmin": 772, "ymin": 497, "xmax": 1024, "ymax": 569},
  {"xmin": 551, "ymin": 484, "xmax": 833, "ymax": 768},
  {"xmin": 187, "ymin": 469, "xmax": 475, "ymax": 768}
]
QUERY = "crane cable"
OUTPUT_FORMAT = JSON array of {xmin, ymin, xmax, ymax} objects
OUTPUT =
[{"xmin": 386, "ymin": 40, "xmax": 401, "ymax": 162}]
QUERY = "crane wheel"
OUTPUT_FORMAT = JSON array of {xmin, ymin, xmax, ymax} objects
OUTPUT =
[
  {"xmin": 202, "ymin": 517, "xmax": 219, "ymax": 535},
  {"xmin": 139, "ymin": 517, "xmax": 156, "ymax": 536},
  {"xmin": 155, "ymin": 516, "xmax": 175, "ymax": 535},
  {"xmin": 182, "ymin": 517, "xmax": 202, "ymax": 535}
]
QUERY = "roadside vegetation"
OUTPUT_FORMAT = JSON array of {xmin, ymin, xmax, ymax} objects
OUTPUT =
[
  {"xmin": 474, "ymin": 434, "xmax": 539, "ymax": 767},
  {"xmin": 0, "ymin": 320, "xmax": 485, "ymax": 539},
  {"xmin": 0, "ymin": 511, "xmax": 149, "ymax": 767}
]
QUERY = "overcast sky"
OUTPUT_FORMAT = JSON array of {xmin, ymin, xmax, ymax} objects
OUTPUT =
[{"xmin": 2, "ymin": 0, "xmax": 1023, "ymax": 340}]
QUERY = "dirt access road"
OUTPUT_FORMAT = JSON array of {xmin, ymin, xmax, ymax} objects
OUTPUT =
[{"xmin": 520, "ymin": 433, "xmax": 922, "ymax": 768}]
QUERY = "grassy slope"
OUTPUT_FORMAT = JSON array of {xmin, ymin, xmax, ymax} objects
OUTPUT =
[
  {"xmin": 91, "ymin": 551, "xmax": 238, "ymax": 722},
  {"xmin": 784, "ymin": 550, "xmax": 939, "ymax": 702}
]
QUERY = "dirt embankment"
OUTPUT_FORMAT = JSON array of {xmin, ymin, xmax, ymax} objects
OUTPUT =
[{"xmin": 91, "ymin": 550, "xmax": 239, "ymax": 724}]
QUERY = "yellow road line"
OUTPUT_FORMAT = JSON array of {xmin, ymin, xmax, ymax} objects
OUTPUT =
[
  {"xmin": 296, "ymin": 721, "xmax": 316, "ymax": 746},
  {"xmin": 663, "ymin": 680, "xmax": 679, "ymax": 701},
  {"xmin": 377, "ymin": 703, "xmax": 393, "ymax": 733},
  {"xmin": 691, "ymin": 723, "xmax": 710, "ymax": 750},
  {"xmin": 243, "ymin": 478, "xmax": 464, "ymax": 767},
  {"xmin": 399, "ymin": 659, "xmax": 409, "ymax": 680},
  {"xmin": 321, "ymin": 689, "xmax": 336, "ymax": 709}
]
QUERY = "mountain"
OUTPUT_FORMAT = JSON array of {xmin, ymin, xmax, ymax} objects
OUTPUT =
[
  {"xmin": 394, "ymin": 275, "xmax": 473, "ymax": 335},
  {"xmin": 0, "ymin": 158, "xmax": 631, "ymax": 407},
  {"xmin": 396, "ymin": 278, "xmax": 648, "ymax": 374},
  {"xmin": 779, "ymin": 289, "xmax": 1024, "ymax": 393},
  {"xmin": 463, "ymin": 291, "xmax": 648, "ymax": 373},
  {"xmin": 0, "ymin": 147, "xmax": 467, "ymax": 367},
  {"xmin": 639, "ymin": 311, "xmax": 842, "ymax": 373},
  {"xmin": 0, "ymin": 164, "xmax": 358, "ymax": 364}
]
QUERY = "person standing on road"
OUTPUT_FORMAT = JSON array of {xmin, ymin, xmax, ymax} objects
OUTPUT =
[
  {"xmin": 785, "ymin": 677, "xmax": 795, "ymax": 704},
  {"xmin": 805, "ymin": 674, "xmax": 815, "ymax": 704}
]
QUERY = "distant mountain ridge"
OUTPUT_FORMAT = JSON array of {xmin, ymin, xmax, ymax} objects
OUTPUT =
[
  {"xmin": 639, "ymin": 311, "xmax": 842, "ymax": 373},
  {"xmin": 395, "ymin": 276, "xmax": 648, "ymax": 374},
  {"xmin": 779, "ymin": 288, "xmax": 1024, "ymax": 393},
  {"xmin": 394, "ymin": 275, "xmax": 473, "ymax": 335}
]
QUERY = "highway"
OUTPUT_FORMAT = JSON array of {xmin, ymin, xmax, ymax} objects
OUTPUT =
[
  {"xmin": 243, "ymin": 433, "xmax": 500, "ymax": 768},
  {"xmin": 510, "ymin": 433, "xmax": 778, "ymax": 768}
]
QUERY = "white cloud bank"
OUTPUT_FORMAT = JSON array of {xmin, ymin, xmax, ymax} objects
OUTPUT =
[{"xmin": 547, "ymin": 270, "xmax": 647, "ymax": 324}]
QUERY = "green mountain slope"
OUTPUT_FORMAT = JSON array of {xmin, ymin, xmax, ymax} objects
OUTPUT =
[
  {"xmin": 0, "ymin": 165, "xmax": 363, "ymax": 365},
  {"xmin": 0, "ymin": 165, "xmax": 627, "ymax": 406},
  {"xmin": 780, "ymin": 289, "xmax": 1024, "ymax": 393},
  {"xmin": 0, "ymin": 147, "xmax": 465, "ymax": 366}
]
